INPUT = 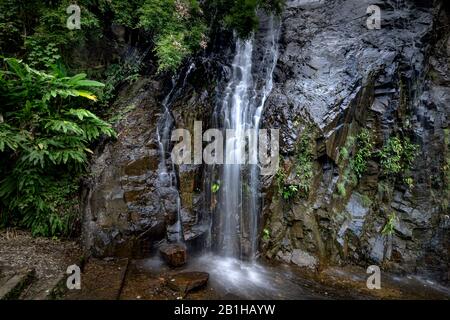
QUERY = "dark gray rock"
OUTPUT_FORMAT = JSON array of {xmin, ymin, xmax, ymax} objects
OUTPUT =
[{"xmin": 262, "ymin": 0, "xmax": 450, "ymax": 282}]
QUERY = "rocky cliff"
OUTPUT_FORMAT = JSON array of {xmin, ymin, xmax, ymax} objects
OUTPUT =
[{"xmin": 262, "ymin": 0, "xmax": 449, "ymax": 281}]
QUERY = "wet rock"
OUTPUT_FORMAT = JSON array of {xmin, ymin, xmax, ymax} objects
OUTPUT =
[
  {"xmin": 368, "ymin": 236, "xmax": 386, "ymax": 264},
  {"xmin": 290, "ymin": 249, "xmax": 318, "ymax": 269},
  {"xmin": 159, "ymin": 244, "xmax": 187, "ymax": 268},
  {"xmin": 261, "ymin": 0, "xmax": 449, "ymax": 282},
  {"xmin": 167, "ymin": 272, "xmax": 209, "ymax": 293},
  {"xmin": 276, "ymin": 250, "xmax": 292, "ymax": 264},
  {"xmin": 339, "ymin": 193, "xmax": 370, "ymax": 242}
]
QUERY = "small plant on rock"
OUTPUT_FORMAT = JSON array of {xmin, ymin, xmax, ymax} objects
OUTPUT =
[
  {"xmin": 381, "ymin": 212, "xmax": 397, "ymax": 236},
  {"xmin": 379, "ymin": 136, "xmax": 418, "ymax": 176}
]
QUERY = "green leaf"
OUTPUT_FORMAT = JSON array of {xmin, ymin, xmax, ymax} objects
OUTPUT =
[{"xmin": 74, "ymin": 79, "xmax": 105, "ymax": 88}]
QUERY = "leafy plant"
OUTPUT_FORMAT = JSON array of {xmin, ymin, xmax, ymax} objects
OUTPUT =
[
  {"xmin": 100, "ymin": 61, "xmax": 142, "ymax": 108},
  {"xmin": 0, "ymin": 58, "xmax": 115, "ymax": 237},
  {"xmin": 26, "ymin": 39, "xmax": 61, "ymax": 70},
  {"xmin": 262, "ymin": 228, "xmax": 270, "ymax": 241},
  {"xmin": 139, "ymin": 0, "xmax": 207, "ymax": 72},
  {"xmin": 281, "ymin": 185, "xmax": 299, "ymax": 200},
  {"xmin": 211, "ymin": 181, "xmax": 221, "ymax": 194},
  {"xmin": 350, "ymin": 129, "xmax": 374, "ymax": 179},
  {"xmin": 379, "ymin": 136, "xmax": 418, "ymax": 175},
  {"xmin": 295, "ymin": 131, "xmax": 314, "ymax": 197},
  {"xmin": 404, "ymin": 177, "xmax": 414, "ymax": 190},
  {"xmin": 337, "ymin": 182, "xmax": 347, "ymax": 198},
  {"xmin": 381, "ymin": 212, "xmax": 397, "ymax": 236}
]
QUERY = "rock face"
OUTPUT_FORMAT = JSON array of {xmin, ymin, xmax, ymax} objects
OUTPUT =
[
  {"xmin": 160, "ymin": 244, "xmax": 187, "ymax": 267},
  {"xmin": 261, "ymin": 0, "xmax": 450, "ymax": 282},
  {"xmin": 81, "ymin": 41, "xmax": 232, "ymax": 257},
  {"xmin": 81, "ymin": 78, "xmax": 167, "ymax": 257}
]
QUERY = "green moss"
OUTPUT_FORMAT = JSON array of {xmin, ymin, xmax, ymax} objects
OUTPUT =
[{"xmin": 361, "ymin": 194, "xmax": 372, "ymax": 207}]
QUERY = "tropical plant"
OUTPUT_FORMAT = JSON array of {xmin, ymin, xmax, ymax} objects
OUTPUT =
[{"xmin": 0, "ymin": 58, "xmax": 115, "ymax": 236}]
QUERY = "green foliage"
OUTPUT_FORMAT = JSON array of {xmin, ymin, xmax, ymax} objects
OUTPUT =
[
  {"xmin": 137, "ymin": 0, "xmax": 284, "ymax": 72},
  {"xmin": 350, "ymin": 129, "xmax": 375, "ymax": 179},
  {"xmin": 99, "ymin": 62, "xmax": 142, "ymax": 108},
  {"xmin": 404, "ymin": 177, "xmax": 414, "ymax": 190},
  {"xmin": 25, "ymin": 1, "xmax": 100, "ymax": 69},
  {"xmin": 339, "ymin": 146, "xmax": 350, "ymax": 162},
  {"xmin": 275, "ymin": 130, "xmax": 315, "ymax": 201},
  {"xmin": 336, "ymin": 130, "xmax": 373, "ymax": 198},
  {"xmin": 154, "ymin": 32, "xmax": 192, "ymax": 73},
  {"xmin": 379, "ymin": 136, "xmax": 418, "ymax": 176},
  {"xmin": 0, "ymin": 58, "xmax": 115, "ymax": 237},
  {"xmin": 107, "ymin": 0, "xmax": 145, "ymax": 28},
  {"xmin": 139, "ymin": 0, "xmax": 208, "ymax": 72},
  {"xmin": 0, "ymin": 0, "xmax": 25, "ymax": 54},
  {"xmin": 276, "ymin": 168, "xmax": 298, "ymax": 201},
  {"xmin": 337, "ymin": 182, "xmax": 347, "ymax": 198},
  {"xmin": 212, "ymin": 181, "xmax": 221, "ymax": 194},
  {"xmin": 361, "ymin": 194, "xmax": 372, "ymax": 207},
  {"xmin": 262, "ymin": 228, "xmax": 270, "ymax": 241},
  {"xmin": 0, "ymin": 0, "xmax": 285, "ymax": 75},
  {"xmin": 26, "ymin": 40, "xmax": 62, "ymax": 70},
  {"xmin": 295, "ymin": 131, "xmax": 314, "ymax": 197},
  {"xmin": 211, "ymin": 0, "xmax": 285, "ymax": 38},
  {"xmin": 281, "ymin": 185, "xmax": 299, "ymax": 200},
  {"xmin": 223, "ymin": 0, "xmax": 260, "ymax": 38},
  {"xmin": 381, "ymin": 212, "xmax": 397, "ymax": 236}
]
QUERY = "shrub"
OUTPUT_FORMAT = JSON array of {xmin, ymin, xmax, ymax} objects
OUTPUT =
[{"xmin": 0, "ymin": 58, "xmax": 115, "ymax": 236}]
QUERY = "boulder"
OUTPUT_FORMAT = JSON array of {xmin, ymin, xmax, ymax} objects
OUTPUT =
[
  {"xmin": 167, "ymin": 272, "xmax": 209, "ymax": 293},
  {"xmin": 291, "ymin": 249, "xmax": 318, "ymax": 269},
  {"xmin": 159, "ymin": 244, "xmax": 187, "ymax": 267}
]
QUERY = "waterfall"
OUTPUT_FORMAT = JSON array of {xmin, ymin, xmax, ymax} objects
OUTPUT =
[
  {"xmin": 157, "ymin": 63, "xmax": 195, "ymax": 243},
  {"xmin": 212, "ymin": 15, "xmax": 281, "ymax": 260}
]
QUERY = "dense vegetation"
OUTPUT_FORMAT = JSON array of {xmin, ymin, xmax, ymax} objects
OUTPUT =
[
  {"xmin": 0, "ymin": 0, "xmax": 284, "ymax": 236},
  {"xmin": 0, "ymin": 0, "xmax": 284, "ymax": 72}
]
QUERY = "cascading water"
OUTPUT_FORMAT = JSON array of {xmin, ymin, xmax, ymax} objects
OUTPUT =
[
  {"xmin": 157, "ymin": 63, "xmax": 195, "ymax": 243},
  {"xmin": 212, "ymin": 15, "xmax": 281, "ymax": 260}
]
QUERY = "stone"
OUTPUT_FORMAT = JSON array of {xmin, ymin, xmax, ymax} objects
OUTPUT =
[
  {"xmin": 343, "ymin": 193, "xmax": 370, "ymax": 238},
  {"xmin": 159, "ymin": 244, "xmax": 187, "ymax": 268},
  {"xmin": 276, "ymin": 250, "xmax": 292, "ymax": 264},
  {"xmin": 290, "ymin": 249, "xmax": 318, "ymax": 269},
  {"xmin": 167, "ymin": 272, "xmax": 209, "ymax": 293},
  {"xmin": 369, "ymin": 236, "xmax": 385, "ymax": 263}
]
